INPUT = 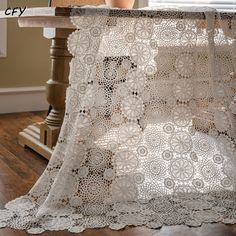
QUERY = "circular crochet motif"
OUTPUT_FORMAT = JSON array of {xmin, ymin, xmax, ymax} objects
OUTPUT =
[
  {"xmin": 175, "ymin": 53, "xmax": 194, "ymax": 77},
  {"xmin": 130, "ymin": 42, "xmax": 151, "ymax": 65},
  {"xmin": 121, "ymin": 95, "xmax": 144, "ymax": 120},
  {"xmin": 173, "ymin": 80, "xmax": 193, "ymax": 102},
  {"xmin": 221, "ymin": 177, "xmax": 232, "ymax": 188},
  {"xmin": 170, "ymin": 158, "xmax": 194, "ymax": 181},
  {"xmin": 172, "ymin": 104, "xmax": 192, "ymax": 127},
  {"xmin": 125, "ymin": 69, "xmax": 147, "ymax": 92},
  {"xmin": 125, "ymin": 32, "xmax": 136, "ymax": 43},
  {"xmin": 135, "ymin": 19, "xmax": 153, "ymax": 39},
  {"xmin": 79, "ymin": 176, "xmax": 109, "ymax": 203},
  {"xmin": 195, "ymin": 137, "xmax": 214, "ymax": 156},
  {"xmin": 176, "ymin": 21, "xmax": 186, "ymax": 31},
  {"xmin": 213, "ymin": 154, "xmax": 224, "ymax": 164},
  {"xmin": 162, "ymin": 150, "xmax": 173, "ymax": 161},
  {"xmin": 87, "ymin": 148, "xmax": 111, "ymax": 172},
  {"xmin": 192, "ymin": 178, "xmax": 204, "ymax": 189},
  {"xmin": 180, "ymin": 30, "xmax": 197, "ymax": 47},
  {"xmin": 164, "ymin": 178, "xmax": 175, "ymax": 189},
  {"xmin": 77, "ymin": 166, "xmax": 89, "ymax": 178},
  {"xmin": 113, "ymin": 150, "xmax": 139, "ymax": 174},
  {"xmin": 137, "ymin": 146, "xmax": 148, "ymax": 157},
  {"xmin": 90, "ymin": 27, "xmax": 102, "ymax": 37},
  {"xmin": 145, "ymin": 64, "xmax": 157, "ymax": 75},
  {"xmin": 145, "ymin": 129, "xmax": 164, "ymax": 151},
  {"xmin": 69, "ymin": 196, "xmax": 83, "ymax": 207},
  {"xmin": 68, "ymin": 31, "xmax": 90, "ymax": 56},
  {"xmin": 159, "ymin": 27, "xmax": 178, "ymax": 45},
  {"xmin": 111, "ymin": 112, "xmax": 124, "ymax": 125},
  {"xmin": 199, "ymin": 161, "xmax": 220, "ymax": 182},
  {"xmin": 111, "ymin": 177, "xmax": 138, "ymax": 202},
  {"xmin": 118, "ymin": 123, "xmax": 142, "ymax": 146},
  {"xmin": 133, "ymin": 173, "xmax": 145, "ymax": 184},
  {"xmin": 84, "ymin": 54, "xmax": 95, "ymax": 65},
  {"xmin": 103, "ymin": 168, "xmax": 116, "ymax": 181},
  {"xmin": 163, "ymin": 123, "xmax": 175, "ymax": 134},
  {"xmin": 105, "ymin": 39, "xmax": 124, "ymax": 55},
  {"xmin": 170, "ymin": 132, "xmax": 192, "ymax": 154},
  {"xmin": 104, "ymin": 66, "xmax": 118, "ymax": 81},
  {"xmin": 148, "ymin": 159, "xmax": 165, "ymax": 177}
]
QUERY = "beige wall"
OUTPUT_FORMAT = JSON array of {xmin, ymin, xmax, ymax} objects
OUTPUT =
[{"xmin": 0, "ymin": 0, "xmax": 51, "ymax": 88}]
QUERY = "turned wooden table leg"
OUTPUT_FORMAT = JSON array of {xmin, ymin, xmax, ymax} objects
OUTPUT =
[
  {"xmin": 18, "ymin": 28, "xmax": 73, "ymax": 160},
  {"xmin": 40, "ymin": 28, "xmax": 73, "ymax": 149}
]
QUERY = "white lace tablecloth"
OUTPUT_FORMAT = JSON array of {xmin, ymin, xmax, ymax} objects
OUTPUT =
[{"xmin": 0, "ymin": 6, "xmax": 236, "ymax": 234}]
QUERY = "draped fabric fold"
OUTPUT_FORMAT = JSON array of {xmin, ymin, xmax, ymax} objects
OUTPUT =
[{"xmin": 0, "ymin": 6, "xmax": 236, "ymax": 234}]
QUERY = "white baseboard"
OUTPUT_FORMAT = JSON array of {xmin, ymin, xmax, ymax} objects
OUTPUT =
[{"xmin": 0, "ymin": 86, "xmax": 48, "ymax": 114}]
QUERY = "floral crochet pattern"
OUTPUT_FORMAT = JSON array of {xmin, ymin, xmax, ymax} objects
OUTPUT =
[{"xmin": 0, "ymin": 5, "xmax": 236, "ymax": 234}]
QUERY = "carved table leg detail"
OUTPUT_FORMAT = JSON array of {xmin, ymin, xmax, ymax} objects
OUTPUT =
[{"xmin": 19, "ymin": 28, "xmax": 73, "ymax": 159}]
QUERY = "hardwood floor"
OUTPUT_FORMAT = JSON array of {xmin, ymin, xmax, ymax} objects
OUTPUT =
[{"xmin": 0, "ymin": 111, "xmax": 235, "ymax": 236}]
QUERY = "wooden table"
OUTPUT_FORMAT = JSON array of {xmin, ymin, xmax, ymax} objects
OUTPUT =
[{"xmin": 0, "ymin": 7, "xmax": 76, "ymax": 159}]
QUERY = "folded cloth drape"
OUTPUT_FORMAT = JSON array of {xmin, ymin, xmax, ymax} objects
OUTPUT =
[{"xmin": 1, "ymin": 6, "xmax": 236, "ymax": 234}]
